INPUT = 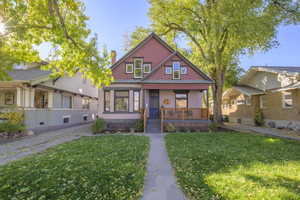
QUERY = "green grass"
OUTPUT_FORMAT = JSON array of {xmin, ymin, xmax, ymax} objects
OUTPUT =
[
  {"xmin": 166, "ymin": 132, "xmax": 300, "ymax": 200},
  {"xmin": 0, "ymin": 135, "xmax": 149, "ymax": 200}
]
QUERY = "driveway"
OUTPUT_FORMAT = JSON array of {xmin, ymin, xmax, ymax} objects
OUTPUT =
[{"xmin": 0, "ymin": 124, "xmax": 92, "ymax": 165}]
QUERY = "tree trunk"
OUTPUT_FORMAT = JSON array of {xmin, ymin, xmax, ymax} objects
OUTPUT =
[{"xmin": 212, "ymin": 69, "xmax": 225, "ymax": 123}]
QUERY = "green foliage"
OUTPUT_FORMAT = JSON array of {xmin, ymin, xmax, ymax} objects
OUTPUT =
[
  {"xmin": 0, "ymin": 136, "xmax": 149, "ymax": 199},
  {"xmin": 0, "ymin": 111, "xmax": 24, "ymax": 124},
  {"xmin": 165, "ymin": 123, "xmax": 176, "ymax": 132},
  {"xmin": 91, "ymin": 118, "xmax": 106, "ymax": 134},
  {"xmin": 123, "ymin": 27, "xmax": 152, "ymax": 51},
  {"xmin": 208, "ymin": 122, "xmax": 219, "ymax": 132},
  {"xmin": 0, "ymin": 122, "xmax": 25, "ymax": 134},
  {"xmin": 254, "ymin": 108, "xmax": 264, "ymax": 126},
  {"xmin": 0, "ymin": 0, "xmax": 113, "ymax": 87},
  {"xmin": 135, "ymin": 119, "xmax": 144, "ymax": 132},
  {"xmin": 147, "ymin": 0, "xmax": 300, "ymax": 122},
  {"xmin": 166, "ymin": 132, "xmax": 300, "ymax": 199}
]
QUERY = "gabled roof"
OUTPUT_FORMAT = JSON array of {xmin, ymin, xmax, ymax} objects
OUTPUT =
[
  {"xmin": 272, "ymin": 82, "xmax": 300, "ymax": 92},
  {"xmin": 111, "ymin": 32, "xmax": 213, "ymax": 82},
  {"xmin": 8, "ymin": 67, "xmax": 52, "ymax": 82}
]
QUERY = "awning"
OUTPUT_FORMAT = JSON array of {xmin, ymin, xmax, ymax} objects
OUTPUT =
[{"xmin": 142, "ymin": 83, "xmax": 209, "ymax": 90}]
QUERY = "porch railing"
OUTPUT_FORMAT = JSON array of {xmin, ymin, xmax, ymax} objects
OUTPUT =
[{"xmin": 160, "ymin": 108, "xmax": 209, "ymax": 120}]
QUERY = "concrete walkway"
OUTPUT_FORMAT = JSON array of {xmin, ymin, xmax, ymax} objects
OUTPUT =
[
  {"xmin": 223, "ymin": 123, "xmax": 300, "ymax": 141},
  {"xmin": 0, "ymin": 124, "xmax": 92, "ymax": 165},
  {"xmin": 142, "ymin": 134, "xmax": 186, "ymax": 200}
]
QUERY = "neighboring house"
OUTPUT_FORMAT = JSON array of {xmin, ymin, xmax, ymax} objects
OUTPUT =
[
  {"xmin": 0, "ymin": 63, "xmax": 98, "ymax": 132},
  {"xmin": 223, "ymin": 66, "xmax": 300, "ymax": 130},
  {"xmin": 98, "ymin": 33, "xmax": 213, "ymax": 132}
]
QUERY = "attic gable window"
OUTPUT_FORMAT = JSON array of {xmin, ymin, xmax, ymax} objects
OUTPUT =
[
  {"xmin": 173, "ymin": 61, "xmax": 181, "ymax": 79},
  {"xmin": 143, "ymin": 63, "xmax": 151, "ymax": 73},
  {"xmin": 126, "ymin": 63, "xmax": 133, "ymax": 73},
  {"xmin": 134, "ymin": 58, "xmax": 143, "ymax": 78}
]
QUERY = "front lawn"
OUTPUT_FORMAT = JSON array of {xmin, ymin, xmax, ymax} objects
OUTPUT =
[
  {"xmin": 166, "ymin": 132, "xmax": 300, "ymax": 200},
  {"xmin": 0, "ymin": 135, "xmax": 149, "ymax": 200}
]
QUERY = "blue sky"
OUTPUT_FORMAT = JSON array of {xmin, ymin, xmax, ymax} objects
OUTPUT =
[{"xmin": 82, "ymin": 0, "xmax": 299, "ymax": 71}]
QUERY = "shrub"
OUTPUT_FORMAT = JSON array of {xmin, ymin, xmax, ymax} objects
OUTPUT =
[
  {"xmin": 135, "ymin": 119, "xmax": 144, "ymax": 132},
  {"xmin": 0, "ymin": 122, "xmax": 26, "ymax": 134},
  {"xmin": 254, "ymin": 108, "xmax": 264, "ymax": 126},
  {"xmin": 208, "ymin": 122, "xmax": 219, "ymax": 132},
  {"xmin": 165, "ymin": 123, "xmax": 176, "ymax": 132},
  {"xmin": 0, "ymin": 111, "xmax": 24, "ymax": 124},
  {"xmin": 91, "ymin": 118, "xmax": 106, "ymax": 134}
]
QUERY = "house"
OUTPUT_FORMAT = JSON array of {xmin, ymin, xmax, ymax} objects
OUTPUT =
[
  {"xmin": 223, "ymin": 66, "xmax": 300, "ymax": 130},
  {"xmin": 0, "ymin": 63, "xmax": 98, "ymax": 132},
  {"xmin": 98, "ymin": 33, "xmax": 213, "ymax": 132}
]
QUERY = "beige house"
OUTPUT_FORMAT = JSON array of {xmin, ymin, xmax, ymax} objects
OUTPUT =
[
  {"xmin": 0, "ymin": 63, "xmax": 98, "ymax": 132},
  {"xmin": 223, "ymin": 66, "xmax": 300, "ymax": 130}
]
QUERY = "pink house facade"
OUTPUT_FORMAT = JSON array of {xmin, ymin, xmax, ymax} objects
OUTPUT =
[{"xmin": 98, "ymin": 33, "xmax": 213, "ymax": 132}]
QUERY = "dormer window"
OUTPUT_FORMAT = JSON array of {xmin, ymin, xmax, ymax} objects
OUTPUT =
[
  {"xmin": 173, "ymin": 62, "xmax": 181, "ymax": 79},
  {"xmin": 134, "ymin": 58, "xmax": 143, "ymax": 78}
]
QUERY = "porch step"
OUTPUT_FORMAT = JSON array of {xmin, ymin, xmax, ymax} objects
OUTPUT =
[{"xmin": 146, "ymin": 119, "xmax": 161, "ymax": 133}]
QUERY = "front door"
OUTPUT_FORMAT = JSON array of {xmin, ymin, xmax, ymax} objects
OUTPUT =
[{"xmin": 149, "ymin": 90, "xmax": 159, "ymax": 119}]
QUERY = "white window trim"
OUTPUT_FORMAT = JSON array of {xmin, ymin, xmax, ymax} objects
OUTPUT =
[
  {"xmin": 125, "ymin": 63, "xmax": 133, "ymax": 73},
  {"xmin": 143, "ymin": 63, "xmax": 151, "ymax": 73},
  {"xmin": 181, "ymin": 66, "xmax": 188, "ymax": 74},
  {"xmin": 173, "ymin": 61, "xmax": 181, "ymax": 80},
  {"xmin": 259, "ymin": 95, "xmax": 265, "ymax": 109},
  {"xmin": 282, "ymin": 91, "xmax": 293, "ymax": 109},
  {"xmin": 134, "ymin": 58, "xmax": 143, "ymax": 78},
  {"xmin": 165, "ymin": 66, "xmax": 172, "ymax": 74}
]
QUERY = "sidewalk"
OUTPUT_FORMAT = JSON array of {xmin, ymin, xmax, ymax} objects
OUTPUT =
[
  {"xmin": 223, "ymin": 123, "xmax": 300, "ymax": 141},
  {"xmin": 142, "ymin": 134, "xmax": 186, "ymax": 200}
]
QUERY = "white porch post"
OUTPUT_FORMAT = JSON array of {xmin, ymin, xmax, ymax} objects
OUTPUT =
[
  {"xmin": 48, "ymin": 91, "xmax": 53, "ymax": 108},
  {"xmin": 16, "ymin": 87, "xmax": 22, "ymax": 107},
  {"xmin": 110, "ymin": 90, "xmax": 114, "ymax": 112},
  {"xmin": 98, "ymin": 88, "xmax": 104, "ymax": 115},
  {"xmin": 24, "ymin": 88, "xmax": 30, "ymax": 107},
  {"xmin": 140, "ymin": 89, "xmax": 144, "ymax": 109},
  {"xmin": 129, "ymin": 90, "xmax": 133, "ymax": 112},
  {"xmin": 30, "ymin": 88, "xmax": 35, "ymax": 108}
]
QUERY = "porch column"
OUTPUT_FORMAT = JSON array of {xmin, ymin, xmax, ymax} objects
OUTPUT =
[
  {"xmin": 30, "ymin": 88, "xmax": 35, "ymax": 108},
  {"xmin": 16, "ymin": 87, "xmax": 22, "ymax": 107},
  {"xmin": 24, "ymin": 88, "xmax": 31, "ymax": 107},
  {"xmin": 48, "ymin": 91, "xmax": 53, "ymax": 108},
  {"xmin": 140, "ymin": 89, "xmax": 144, "ymax": 109},
  {"xmin": 129, "ymin": 90, "xmax": 133, "ymax": 112},
  {"xmin": 206, "ymin": 89, "xmax": 209, "ymax": 120},
  {"xmin": 110, "ymin": 90, "xmax": 114, "ymax": 112},
  {"xmin": 98, "ymin": 88, "xmax": 104, "ymax": 115}
]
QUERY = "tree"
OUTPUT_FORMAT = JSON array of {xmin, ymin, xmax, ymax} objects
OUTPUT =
[
  {"xmin": 148, "ymin": 0, "xmax": 300, "ymax": 123},
  {"xmin": 0, "ymin": 0, "xmax": 113, "ymax": 87}
]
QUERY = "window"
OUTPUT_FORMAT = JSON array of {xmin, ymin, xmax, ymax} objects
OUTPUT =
[
  {"xmin": 175, "ymin": 92, "xmax": 188, "ymax": 109},
  {"xmin": 115, "ymin": 91, "xmax": 129, "ymax": 112},
  {"xmin": 260, "ymin": 95, "xmax": 266, "ymax": 109},
  {"xmin": 63, "ymin": 115, "xmax": 70, "ymax": 124},
  {"xmin": 82, "ymin": 98, "xmax": 90, "ymax": 109},
  {"xmin": 236, "ymin": 99, "xmax": 245, "ymax": 105},
  {"xmin": 104, "ymin": 91, "xmax": 110, "ymax": 112},
  {"xmin": 4, "ymin": 92, "xmax": 14, "ymax": 105},
  {"xmin": 83, "ymin": 114, "xmax": 88, "ymax": 121},
  {"xmin": 165, "ymin": 66, "xmax": 172, "ymax": 74},
  {"xmin": 282, "ymin": 91, "xmax": 293, "ymax": 108},
  {"xmin": 134, "ymin": 59, "xmax": 143, "ymax": 78},
  {"xmin": 133, "ymin": 91, "xmax": 140, "ymax": 112},
  {"xmin": 62, "ymin": 95, "xmax": 72, "ymax": 109},
  {"xmin": 181, "ymin": 67, "xmax": 187, "ymax": 74},
  {"xmin": 35, "ymin": 90, "xmax": 48, "ymax": 108},
  {"xmin": 143, "ymin": 63, "xmax": 151, "ymax": 73},
  {"xmin": 126, "ymin": 63, "xmax": 133, "ymax": 73},
  {"xmin": 245, "ymin": 95, "xmax": 251, "ymax": 105},
  {"xmin": 173, "ymin": 62, "xmax": 181, "ymax": 79}
]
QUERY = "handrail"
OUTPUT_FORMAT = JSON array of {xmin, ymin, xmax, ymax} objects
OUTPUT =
[{"xmin": 143, "ymin": 108, "xmax": 147, "ymax": 133}]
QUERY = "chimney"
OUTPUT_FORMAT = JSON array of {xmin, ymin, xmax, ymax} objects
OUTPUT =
[{"xmin": 111, "ymin": 50, "xmax": 116, "ymax": 64}]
